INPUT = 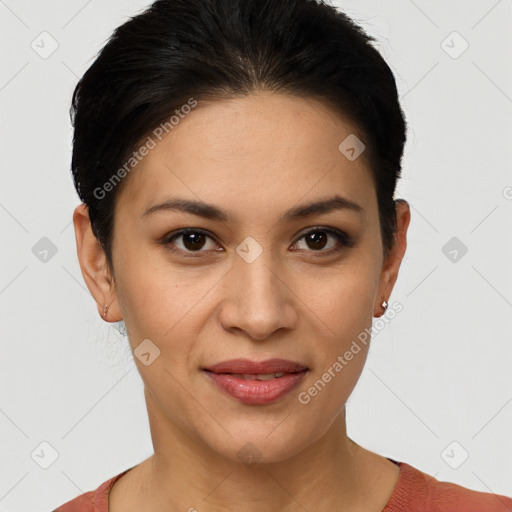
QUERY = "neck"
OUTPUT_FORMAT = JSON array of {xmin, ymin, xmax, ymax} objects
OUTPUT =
[{"xmin": 140, "ymin": 389, "xmax": 372, "ymax": 511}]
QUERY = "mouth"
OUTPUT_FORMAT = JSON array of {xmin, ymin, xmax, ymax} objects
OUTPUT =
[{"xmin": 202, "ymin": 358, "xmax": 309, "ymax": 405}]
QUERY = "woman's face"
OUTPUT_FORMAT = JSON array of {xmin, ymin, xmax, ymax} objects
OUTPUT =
[{"xmin": 99, "ymin": 91, "xmax": 407, "ymax": 463}]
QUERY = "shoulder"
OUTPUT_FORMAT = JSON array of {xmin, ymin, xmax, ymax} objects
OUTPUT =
[
  {"xmin": 384, "ymin": 461, "xmax": 512, "ymax": 512},
  {"xmin": 52, "ymin": 468, "xmax": 132, "ymax": 512},
  {"xmin": 52, "ymin": 489, "xmax": 97, "ymax": 512}
]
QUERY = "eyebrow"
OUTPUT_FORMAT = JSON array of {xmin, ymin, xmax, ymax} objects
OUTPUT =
[{"xmin": 141, "ymin": 195, "xmax": 365, "ymax": 223}]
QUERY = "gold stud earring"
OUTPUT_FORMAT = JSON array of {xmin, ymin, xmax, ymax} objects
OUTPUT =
[{"xmin": 103, "ymin": 304, "xmax": 109, "ymax": 317}]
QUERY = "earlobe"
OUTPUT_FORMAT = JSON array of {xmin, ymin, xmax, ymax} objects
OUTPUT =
[{"xmin": 73, "ymin": 203, "xmax": 122, "ymax": 322}]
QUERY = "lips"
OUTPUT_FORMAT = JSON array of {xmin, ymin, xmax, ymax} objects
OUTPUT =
[{"xmin": 202, "ymin": 358, "xmax": 309, "ymax": 405}]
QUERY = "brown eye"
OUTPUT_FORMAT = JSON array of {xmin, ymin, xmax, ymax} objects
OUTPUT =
[
  {"xmin": 293, "ymin": 227, "xmax": 354, "ymax": 254},
  {"xmin": 181, "ymin": 232, "xmax": 207, "ymax": 251},
  {"xmin": 304, "ymin": 231, "xmax": 329, "ymax": 250},
  {"xmin": 164, "ymin": 229, "xmax": 219, "ymax": 254}
]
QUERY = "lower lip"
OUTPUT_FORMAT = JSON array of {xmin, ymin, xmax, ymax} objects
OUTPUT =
[{"xmin": 204, "ymin": 370, "xmax": 308, "ymax": 405}]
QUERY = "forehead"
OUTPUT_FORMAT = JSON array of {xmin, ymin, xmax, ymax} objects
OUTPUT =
[{"xmin": 117, "ymin": 91, "xmax": 377, "ymax": 221}]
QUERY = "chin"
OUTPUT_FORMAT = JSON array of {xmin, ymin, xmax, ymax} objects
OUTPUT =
[{"xmin": 199, "ymin": 418, "xmax": 316, "ymax": 466}]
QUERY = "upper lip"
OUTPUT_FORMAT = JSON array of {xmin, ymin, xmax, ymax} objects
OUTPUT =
[{"xmin": 203, "ymin": 358, "xmax": 308, "ymax": 374}]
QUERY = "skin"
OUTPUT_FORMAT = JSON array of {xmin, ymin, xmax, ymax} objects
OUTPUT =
[{"xmin": 74, "ymin": 90, "xmax": 410, "ymax": 511}]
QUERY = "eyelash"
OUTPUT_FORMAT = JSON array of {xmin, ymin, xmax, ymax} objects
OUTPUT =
[{"xmin": 161, "ymin": 226, "xmax": 355, "ymax": 258}]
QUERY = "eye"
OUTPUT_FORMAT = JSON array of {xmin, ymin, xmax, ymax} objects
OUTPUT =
[
  {"xmin": 292, "ymin": 227, "xmax": 354, "ymax": 255},
  {"xmin": 162, "ymin": 226, "xmax": 354, "ymax": 257},
  {"xmin": 163, "ymin": 229, "xmax": 220, "ymax": 256}
]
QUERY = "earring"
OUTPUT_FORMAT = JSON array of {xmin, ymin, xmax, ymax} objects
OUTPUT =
[
  {"xmin": 374, "ymin": 300, "xmax": 388, "ymax": 318},
  {"xmin": 103, "ymin": 304, "xmax": 109, "ymax": 318}
]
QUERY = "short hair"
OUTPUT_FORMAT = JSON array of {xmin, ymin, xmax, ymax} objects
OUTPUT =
[{"xmin": 70, "ymin": 0, "xmax": 407, "ymax": 267}]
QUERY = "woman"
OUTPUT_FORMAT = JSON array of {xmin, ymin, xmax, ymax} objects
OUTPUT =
[{"xmin": 54, "ymin": 0, "xmax": 512, "ymax": 510}]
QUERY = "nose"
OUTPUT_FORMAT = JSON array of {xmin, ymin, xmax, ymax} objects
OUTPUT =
[{"xmin": 218, "ymin": 249, "xmax": 298, "ymax": 341}]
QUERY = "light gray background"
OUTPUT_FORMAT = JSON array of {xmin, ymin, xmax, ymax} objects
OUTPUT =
[{"xmin": 1, "ymin": 1, "xmax": 511, "ymax": 510}]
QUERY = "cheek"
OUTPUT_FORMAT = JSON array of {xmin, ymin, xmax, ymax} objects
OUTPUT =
[
  {"xmin": 295, "ymin": 265, "xmax": 375, "ymax": 404},
  {"xmin": 114, "ymin": 245, "xmax": 203, "ymax": 333},
  {"xmin": 299, "ymin": 311, "xmax": 372, "ymax": 420},
  {"xmin": 297, "ymin": 264, "xmax": 376, "ymax": 340},
  {"xmin": 114, "ymin": 256, "xmax": 224, "ymax": 386}
]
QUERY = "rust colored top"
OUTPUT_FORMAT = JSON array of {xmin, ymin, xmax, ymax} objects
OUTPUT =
[{"xmin": 53, "ymin": 460, "xmax": 512, "ymax": 511}]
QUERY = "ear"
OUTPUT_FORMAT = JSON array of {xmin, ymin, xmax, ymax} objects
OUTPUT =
[
  {"xmin": 73, "ymin": 203, "xmax": 122, "ymax": 322},
  {"xmin": 374, "ymin": 199, "xmax": 411, "ymax": 316}
]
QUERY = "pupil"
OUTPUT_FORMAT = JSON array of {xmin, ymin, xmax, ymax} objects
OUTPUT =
[
  {"xmin": 184, "ymin": 233, "xmax": 205, "ymax": 251},
  {"xmin": 307, "ymin": 232, "xmax": 327, "ymax": 250}
]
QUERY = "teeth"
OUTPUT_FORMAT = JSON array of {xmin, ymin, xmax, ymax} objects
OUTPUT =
[{"xmin": 231, "ymin": 373, "xmax": 285, "ymax": 380}]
